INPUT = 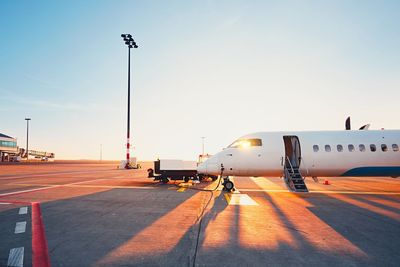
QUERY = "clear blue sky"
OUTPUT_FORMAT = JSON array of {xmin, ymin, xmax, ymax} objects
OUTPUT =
[{"xmin": 1, "ymin": 0, "xmax": 399, "ymax": 160}]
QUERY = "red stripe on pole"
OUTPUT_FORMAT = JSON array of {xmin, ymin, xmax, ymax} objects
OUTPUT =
[{"xmin": 32, "ymin": 202, "xmax": 51, "ymax": 267}]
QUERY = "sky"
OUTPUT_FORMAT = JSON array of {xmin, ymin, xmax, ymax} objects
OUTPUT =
[{"xmin": 1, "ymin": 0, "xmax": 399, "ymax": 161}]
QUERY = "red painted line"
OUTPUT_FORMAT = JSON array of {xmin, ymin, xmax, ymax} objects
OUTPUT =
[{"xmin": 32, "ymin": 202, "xmax": 51, "ymax": 267}]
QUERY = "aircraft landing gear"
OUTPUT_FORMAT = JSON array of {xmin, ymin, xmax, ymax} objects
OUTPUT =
[{"xmin": 222, "ymin": 176, "xmax": 235, "ymax": 192}]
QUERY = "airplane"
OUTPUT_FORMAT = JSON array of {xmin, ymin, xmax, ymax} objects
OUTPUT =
[{"xmin": 197, "ymin": 119, "xmax": 400, "ymax": 192}]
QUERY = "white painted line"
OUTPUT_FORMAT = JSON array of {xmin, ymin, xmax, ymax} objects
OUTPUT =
[
  {"xmin": 7, "ymin": 247, "xmax": 24, "ymax": 267},
  {"xmin": 67, "ymin": 178, "xmax": 108, "ymax": 185},
  {"xmin": 14, "ymin": 221, "xmax": 27, "ymax": 234},
  {"xmin": 8, "ymin": 183, "xmax": 155, "ymax": 190},
  {"xmin": 0, "ymin": 202, "xmax": 11, "ymax": 205},
  {"xmin": 0, "ymin": 186, "xmax": 56, "ymax": 197},
  {"xmin": 19, "ymin": 207, "xmax": 28, "ymax": 215},
  {"xmin": 0, "ymin": 169, "xmax": 117, "ymax": 180},
  {"xmin": 225, "ymin": 193, "xmax": 258, "ymax": 206},
  {"xmin": 238, "ymin": 188, "xmax": 400, "ymax": 195}
]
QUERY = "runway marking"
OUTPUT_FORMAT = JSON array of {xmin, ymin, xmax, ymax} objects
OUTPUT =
[
  {"xmin": 177, "ymin": 187, "xmax": 187, "ymax": 192},
  {"xmin": 14, "ymin": 221, "xmax": 27, "ymax": 234},
  {"xmin": 224, "ymin": 193, "xmax": 258, "ymax": 206},
  {"xmin": 19, "ymin": 207, "xmax": 28, "ymax": 215},
  {"xmin": 7, "ymin": 247, "xmax": 24, "ymax": 267},
  {"xmin": 238, "ymin": 189, "xmax": 400, "ymax": 195}
]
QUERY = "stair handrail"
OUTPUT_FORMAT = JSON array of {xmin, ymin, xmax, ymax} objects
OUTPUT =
[{"xmin": 285, "ymin": 156, "xmax": 295, "ymax": 174}]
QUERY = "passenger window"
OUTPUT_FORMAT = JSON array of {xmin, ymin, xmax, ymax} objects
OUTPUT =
[
  {"xmin": 381, "ymin": 144, "xmax": 388, "ymax": 152},
  {"xmin": 393, "ymin": 144, "xmax": 399, "ymax": 152},
  {"xmin": 337, "ymin": 145, "xmax": 343, "ymax": 152},
  {"xmin": 313, "ymin": 145, "xmax": 319, "ymax": 152},
  {"xmin": 348, "ymin": 144, "xmax": 355, "ymax": 152},
  {"xmin": 370, "ymin": 144, "xmax": 376, "ymax": 152},
  {"xmin": 359, "ymin": 144, "xmax": 366, "ymax": 152},
  {"xmin": 325, "ymin": 145, "xmax": 331, "ymax": 152}
]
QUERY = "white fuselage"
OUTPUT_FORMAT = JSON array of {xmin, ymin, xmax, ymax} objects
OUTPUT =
[{"xmin": 197, "ymin": 130, "xmax": 400, "ymax": 178}]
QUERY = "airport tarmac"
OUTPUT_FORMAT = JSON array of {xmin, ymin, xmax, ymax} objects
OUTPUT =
[{"xmin": 0, "ymin": 162, "xmax": 399, "ymax": 267}]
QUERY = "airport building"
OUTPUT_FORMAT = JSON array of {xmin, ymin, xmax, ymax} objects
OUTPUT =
[
  {"xmin": 0, "ymin": 133, "xmax": 18, "ymax": 161},
  {"xmin": 0, "ymin": 132, "xmax": 55, "ymax": 162}
]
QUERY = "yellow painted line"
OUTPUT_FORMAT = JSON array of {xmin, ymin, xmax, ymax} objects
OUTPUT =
[
  {"xmin": 224, "ymin": 193, "xmax": 231, "ymax": 204},
  {"xmin": 224, "ymin": 193, "xmax": 258, "ymax": 206},
  {"xmin": 177, "ymin": 187, "xmax": 187, "ymax": 192}
]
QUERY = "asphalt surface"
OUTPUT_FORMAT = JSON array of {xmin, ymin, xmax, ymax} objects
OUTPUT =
[{"xmin": 0, "ymin": 162, "xmax": 399, "ymax": 267}]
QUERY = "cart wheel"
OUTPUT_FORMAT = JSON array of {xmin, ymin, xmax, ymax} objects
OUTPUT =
[
  {"xmin": 184, "ymin": 177, "xmax": 190, "ymax": 183},
  {"xmin": 224, "ymin": 181, "xmax": 234, "ymax": 192},
  {"xmin": 162, "ymin": 177, "xmax": 169, "ymax": 184}
]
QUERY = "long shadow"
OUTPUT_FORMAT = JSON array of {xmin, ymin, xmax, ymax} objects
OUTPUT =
[
  {"xmin": 3, "ymin": 174, "xmax": 398, "ymax": 267},
  {"xmin": 176, "ymin": 177, "xmax": 392, "ymax": 267},
  {"xmin": 305, "ymin": 193, "xmax": 400, "ymax": 266},
  {"xmin": 158, "ymin": 189, "xmax": 231, "ymax": 266},
  {"xmin": 37, "ymin": 185, "xmax": 199, "ymax": 267},
  {"xmin": 359, "ymin": 194, "xmax": 400, "ymax": 211},
  {"xmin": 348, "ymin": 194, "xmax": 400, "ymax": 214}
]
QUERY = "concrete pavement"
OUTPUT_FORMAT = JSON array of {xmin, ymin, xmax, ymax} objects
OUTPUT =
[{"xmin": 0, "ymin": 162, "xmax": 399, "ymax": 266}]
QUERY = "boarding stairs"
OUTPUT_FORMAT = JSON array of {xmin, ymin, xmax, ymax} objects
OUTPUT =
[{"xmin": 284, "ymin": 157, "xmax": 308, "ymax": 192}]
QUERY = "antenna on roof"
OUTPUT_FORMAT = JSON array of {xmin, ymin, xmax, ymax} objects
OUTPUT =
[{"xmin": 345, "ymin": 117, "xmax": 351, "ymax": 130}]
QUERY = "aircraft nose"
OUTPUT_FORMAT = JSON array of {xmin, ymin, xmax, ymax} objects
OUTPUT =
[
  {"xmin": 197, "ymin": 162, "xmax": 207, "ymax": 174},
  {"xmin": 197, "ymin": 154, "xmax": 220, "ymax": 175}
]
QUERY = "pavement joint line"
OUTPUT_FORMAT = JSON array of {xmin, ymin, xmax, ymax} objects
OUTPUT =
[
  {"xmin": 7, "ymin": 247, "xmax": 24, "ymax": 267},
  {"xmin": 19, "ymin": 207, "xmax": 28, "ymax": 215},
  {"xmin": 14, "ymin": 221, "xmax": 27, "ymax": 234}
]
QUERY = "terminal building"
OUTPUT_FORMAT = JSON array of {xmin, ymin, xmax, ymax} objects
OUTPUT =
[
  {"xmin": 0, "ymin": 133, "xmax": 18, "ymax": 161},
  {"xmin": 0, "ymin": 132, "xmax": 55, "ymax": 162}
]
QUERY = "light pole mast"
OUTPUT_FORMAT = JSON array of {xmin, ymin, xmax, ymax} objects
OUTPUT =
[
  {"xmin": 121, "ymin": 34, "xmax": 138, "ymax": 168},
  {"xmin": 201, "ymin": 136, "xmax": 206, "ymax": 156},
  {"xmin": 25, "ymin": 118, "xmax": 31, "ymax": 160}
]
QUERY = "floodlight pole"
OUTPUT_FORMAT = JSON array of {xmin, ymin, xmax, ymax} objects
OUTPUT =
[
  {"xmin": 201, "ymin": 137, "xmax": 205, "ymax": 156},
  {"xmin": 25, "ymin": 118, "xmax": 31, "ymax": 160},
  {"xmin": 121, "ymin": 34, "xmax": 138, "ymax": 168},
  {"xmin": 127, "ymin": 45, "xmax": 131, "ymax": 163}
]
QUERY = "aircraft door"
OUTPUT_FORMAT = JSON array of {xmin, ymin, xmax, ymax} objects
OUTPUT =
[{"xmin": 283, "ymin": 136, "xmax": 301, "ymax": 168}]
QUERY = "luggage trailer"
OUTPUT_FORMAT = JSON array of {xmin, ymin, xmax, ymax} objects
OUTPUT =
[{"xmin": 148, "ymin": 159, "xmax": 199, "ymax": 183}]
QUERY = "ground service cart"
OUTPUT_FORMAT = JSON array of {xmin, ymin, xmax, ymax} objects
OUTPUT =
[{"xmin": 148, "ymin": 159, "xmax": 198, "ymax": 183}]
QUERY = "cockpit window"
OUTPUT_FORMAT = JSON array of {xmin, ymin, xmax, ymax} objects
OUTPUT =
[{"xmin": 228, "ymin": 138, "xmax": 262, "ymax": 148}]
